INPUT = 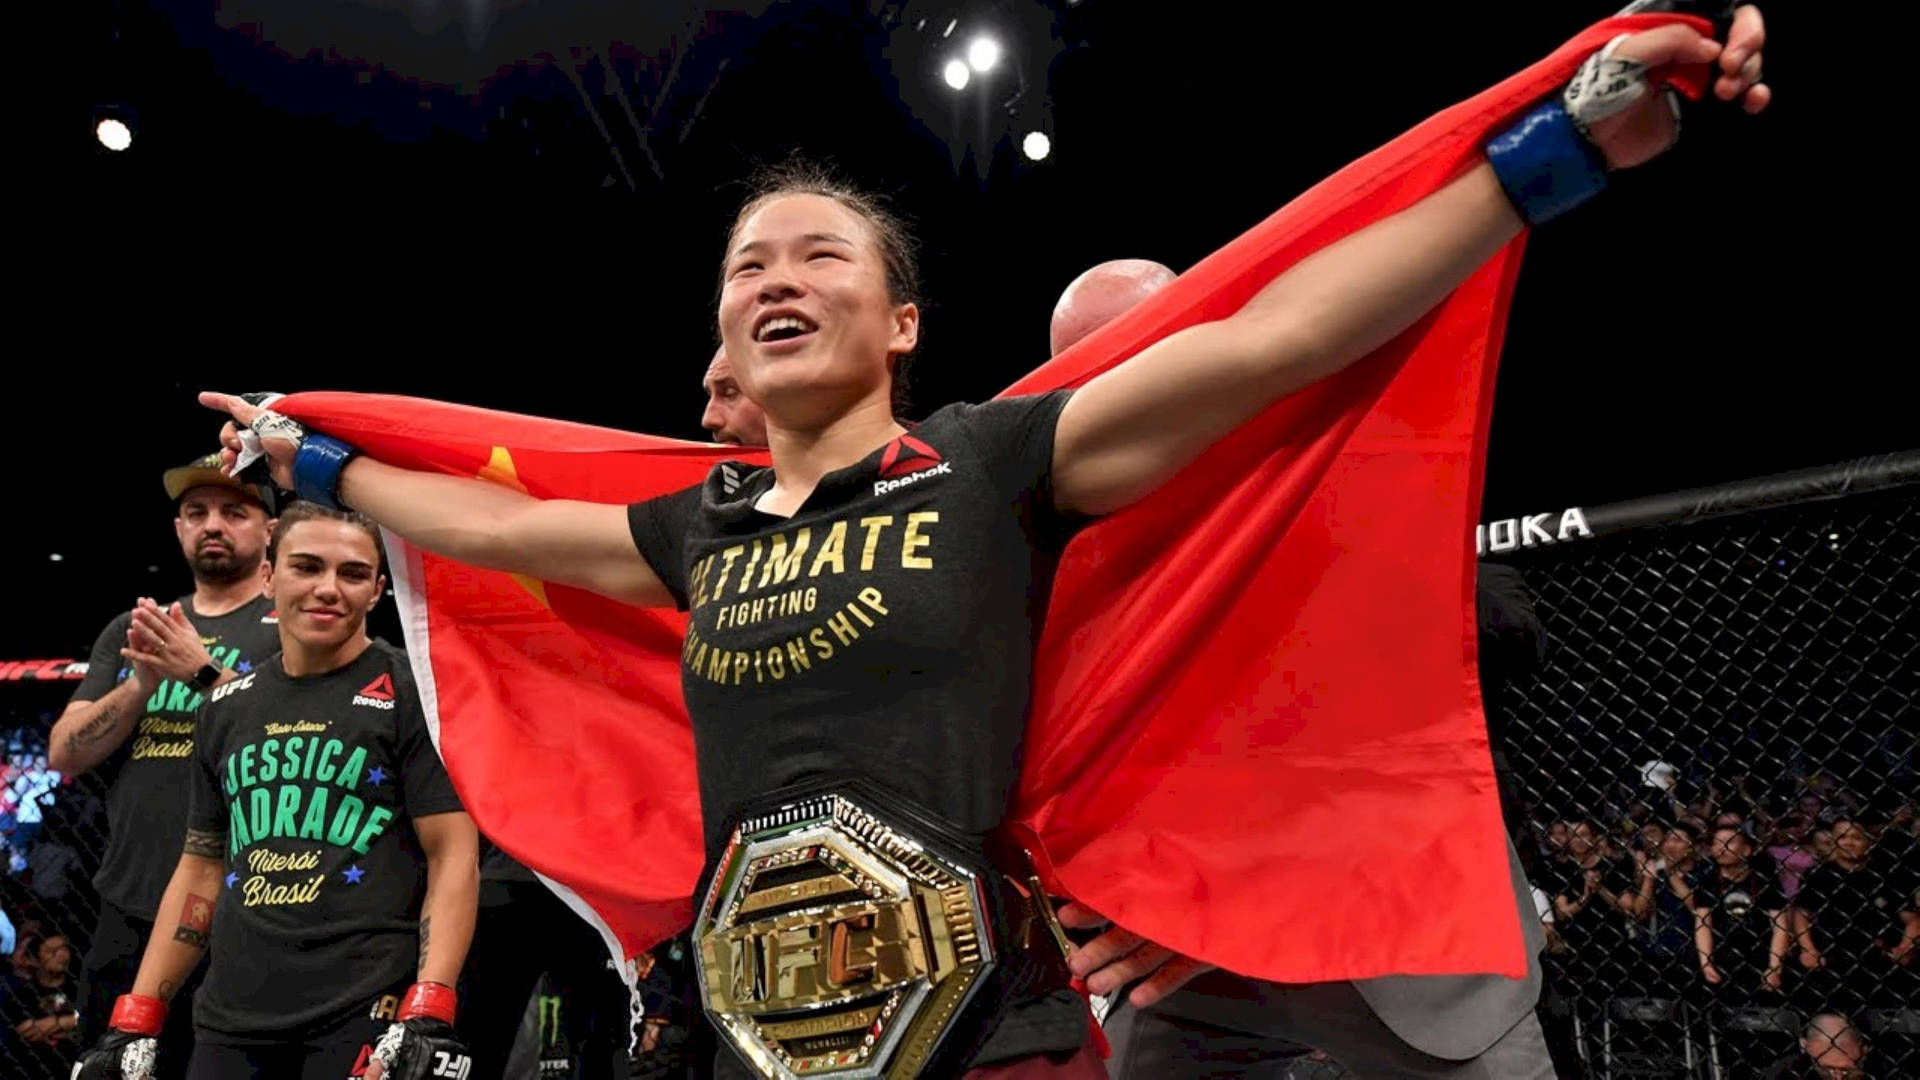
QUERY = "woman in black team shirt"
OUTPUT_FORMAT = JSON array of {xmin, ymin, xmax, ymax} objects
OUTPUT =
[
  {"xmin": 204, "ymin": 18, "xmax": 1769, "ymax": 1076},
  {"xmin": 75, "ymin": 504, "xmax": 480, "ymax": 1080}
]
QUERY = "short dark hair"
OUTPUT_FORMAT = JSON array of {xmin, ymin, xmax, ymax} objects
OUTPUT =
[
  {"xmin": 268, "ymin": 502, "xmax": 385, "ymax": 573},
  {"xmin": 722, "ymin": 158, "xmax": 924, "ymax": 416}
]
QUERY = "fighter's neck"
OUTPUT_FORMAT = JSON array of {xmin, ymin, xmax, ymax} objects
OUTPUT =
[
  {"xmin": 279, "ymin": 633, "xmax": 372, "ymax": 678},
  {"xmin": 190, "ymin": 570, "xmax": 267, "ymax": 618},
  {"xmin": 759, "ymin": 405, "xmax": 905, "ymax": 517}
]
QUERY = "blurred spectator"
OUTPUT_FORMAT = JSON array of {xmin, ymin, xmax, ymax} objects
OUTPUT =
[
  {"xmin": 1630, "ymin": 820, "xmax": 1703, "ymax": 993},
  {"xmin": 0, "ymin": 930, "xmax": 82, "ymax": 1077},
  {"xmin": 0, "ymin": 905, "xmax": 13, "ymax": 957},
  {"xmin": 4, "ymin": 758, "xmax": 59, "ymax": 851},
  {"xmin": 1693, "ymin": 825, "xmax": 1791, "ymax": 1000},
  {"xmin": 1542, "ymin": 819, "xmax": 1571, "ymax": 863},
  {"xmin": 1767, "ymin": 815, "xmax": 1821, "ymax": 900},
  {"xmin": 1547, "ymin": 820, "xmax": 1637, "ymax": 957},
  {"xmin": 1763, "ymin": 1012, "xmax": 1868, "ymax": 1079},
  {"xmin": 1810, "ymin": 828, "xmax": 1836, "ymax": 866},
  {"xmin": 1635, "ymin": 822, "xmax": 1667, "ymax": 865},
  {"xmin": 1792, "ymin": 818, "xmax": 1920, "ymax": 1011}
]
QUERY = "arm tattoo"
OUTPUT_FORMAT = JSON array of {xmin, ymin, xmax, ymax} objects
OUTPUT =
[
  {"xmin": 183, "ymin": 829, "xmax": 226, "ymax": 859},
  {"xmin": 418, "ymin": 915, "xmax": 432, "ymax": 972},
  {"xmin": 65, "ymin": 697, "xmax": 125, "ymax": 753},
  {"xmin": 172, "ymin": 893, "xmax": 215, "ymax": 950},
  {"xmin": 157, "ymin": 979, "xmax": 178, "ymax": 1002}
]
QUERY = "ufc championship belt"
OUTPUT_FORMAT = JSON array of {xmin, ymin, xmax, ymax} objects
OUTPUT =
[{"xmin": 693, "ymin": 781, "xmax": 1071, "ymax": 1079}]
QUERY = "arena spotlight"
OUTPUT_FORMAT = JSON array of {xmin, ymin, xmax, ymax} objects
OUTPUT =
[
  {"xmin": 1022, "ymin": 131, "xmax": 1051, "ymax": 161},
  {"xmin": 942, "ymin": 59, "xmax": 971, "ymax": 90},
  {"xmin": 95, "ymin": 117, "xmax": 133, "ymax": 151},
  {"xmin": 966, "ymin": 37, "xmax": 1001, "ymax": 73}
]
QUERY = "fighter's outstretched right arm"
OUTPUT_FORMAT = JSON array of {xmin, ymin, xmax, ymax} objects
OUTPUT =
[{"xmin": 201, "ymin": 393, "xmax": 672, "ymax": 608}]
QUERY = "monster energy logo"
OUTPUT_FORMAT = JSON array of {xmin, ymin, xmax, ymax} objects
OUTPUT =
[{"xmin": 539, "ymin": 993, "xmax": 564, "ymax": 1049}]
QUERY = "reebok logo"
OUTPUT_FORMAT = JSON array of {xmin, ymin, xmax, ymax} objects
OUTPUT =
[
  {"xmin": 878, "ymin": 435, "xmax": 941, "ymax": 478},
  {"xmin": 874, "ymin": 435, "xmax": 952, "ymax": 495},
  {"xmin": 353, "ymin": 672, "xmax": 397, "ymax": 710},
  {"xmin": 873, "ymin": 460, "xmax": 952, "ymax": 496}
]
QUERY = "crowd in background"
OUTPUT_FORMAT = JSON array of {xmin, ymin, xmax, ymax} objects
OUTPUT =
[{"xmin": 1523, "ymin": 768, "xmax": 1920, "ymax": 1077}]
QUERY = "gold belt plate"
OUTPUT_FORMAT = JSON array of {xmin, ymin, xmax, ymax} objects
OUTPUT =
[{"xmin": 693, "ymin": 792, "xmax": 998, "ymax": 1079}]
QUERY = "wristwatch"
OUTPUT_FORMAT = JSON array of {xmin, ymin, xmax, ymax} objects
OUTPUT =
[{"xmin": 190, "ymin": 663, "xmax": 223, "ymax": 691}]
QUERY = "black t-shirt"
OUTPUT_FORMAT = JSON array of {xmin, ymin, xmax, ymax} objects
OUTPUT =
[
  {"xmin": 1546, "ymin": 856, "xmax": 1635, "ymax": 959},
  {"xmin": 627, "ymin": 393, "xmax": 1085, "ymax": 1068},
  {"xmin": 479, "ymin": 839, "xmax": 537, "ymax": 885},
  {"xmin": 1644, "ymin": 866, "xmax": 1703, "ymax": 959},
  {"xmin": 1691, "ymin": 869, "xmax": 1786, "ymax": 982},
  {"xmin": 1795, "ymin": 858, "xmax": 1917, "ymax": 962},
  {"xmin": 184, "ymin": 642, "xmax": 464, "ymax": 1039},
  {"xmin": 69, "ymin": 593, "xmax": 282, "ymax": 918}
]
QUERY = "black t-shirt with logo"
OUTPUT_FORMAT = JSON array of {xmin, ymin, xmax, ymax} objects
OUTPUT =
[
  {"xmin": 627, "ymin": 392, "xmax": 1085, "ymax": 1069},
  {"xmin": 1794, "ymin": 858, "xmax": 1917, "ymax": 963},
  {"xmin": 184, "ymin": 642, "xmax": 463, "ymax": 1039},
  {"xmin": 1691, "ymin": 869, "xmax": 1786, "ymax": 985},
  {"xmin": 69, "ymin": 593, "xmax": 281, "ymax": 918}
]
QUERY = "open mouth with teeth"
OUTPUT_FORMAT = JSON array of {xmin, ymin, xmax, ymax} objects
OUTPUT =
[{"xmin": 755, "ymin": 314, "xmax": 819, "ymax": 343}]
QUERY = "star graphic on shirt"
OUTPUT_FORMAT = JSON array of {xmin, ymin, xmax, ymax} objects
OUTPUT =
[
  {"xmin": 236, "ymin": 660, "xmax": 252, "ymax": 673},
  {"xmin": 366, "ymin": 766, "xmax": 388, "ymax": 786},
  {"xmin": 343, "ymin": 865, "xmax": 366, "ymax": 885},
  {"xmin": 224, "ymin": 872, "xmax": 238, "ymax": 889}
]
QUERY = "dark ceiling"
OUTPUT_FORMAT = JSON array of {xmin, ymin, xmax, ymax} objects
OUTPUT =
[{"xmin": 8, "ymin": 0, "xmax": 1901, "ymax": 662}]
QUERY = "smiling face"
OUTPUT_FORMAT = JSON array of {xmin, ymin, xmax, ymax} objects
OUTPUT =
[
  {"xmin": 717, "ymin": 193, "xmax": 918, "ymax": 431},
  {"xmin": 266, "ymin": 518, "xmax": 384, "ymax": 654}
]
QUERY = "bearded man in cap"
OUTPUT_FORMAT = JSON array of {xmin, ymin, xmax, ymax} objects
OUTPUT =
[{"xmin": 49, "ymin": 455, "xmax": 282, "ymax": 1079}]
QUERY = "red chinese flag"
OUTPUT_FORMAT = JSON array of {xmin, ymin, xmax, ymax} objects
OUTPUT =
[{"xmin": 277, "ymin": 12, "xmax": 1710, "ymax": 986}]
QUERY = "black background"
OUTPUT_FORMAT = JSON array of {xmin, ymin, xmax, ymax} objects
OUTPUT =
[{"xmin": 7, "ymin": 0, "xmax": 1902, "ymax": 662}]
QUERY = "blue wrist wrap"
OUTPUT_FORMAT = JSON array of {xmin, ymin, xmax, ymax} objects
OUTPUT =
[
  {"xmin": 293, "ymin": 433, "xmax": 359, "ymax": 510},
  {"xmin": 1485, "ymin": 101, "xmax": 1609, "ymax": 226}
]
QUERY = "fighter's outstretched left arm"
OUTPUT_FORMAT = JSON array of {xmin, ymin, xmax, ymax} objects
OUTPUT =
[{"xmin": 1051, "ymin": 10, "xmax": 1768, "ymax": 518}]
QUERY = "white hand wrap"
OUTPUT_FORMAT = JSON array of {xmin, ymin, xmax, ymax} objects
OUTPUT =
[
  {"xmin": 1563, "ymin": 35, "xmax": 1652, "ymax": 130},
  {"xmin": 371, "ymin": 1021, "xmax": 407, "ymax": 1071},
  {"xmin": 1561, "ymin": 33, "xmax": 1682, "ymax": 151},
  {"xmin": 231, "ymin": 394, "xmax": 301, "ymax": 478},
  {"xmin": 120, "ymin": 1039, "xmax": 157, "ymax": 1080}
]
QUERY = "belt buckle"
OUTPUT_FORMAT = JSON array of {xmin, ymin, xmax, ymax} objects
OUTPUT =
[{"xmin": 693, "ymin": 789, "xmax": 999, "ymax": 1079}]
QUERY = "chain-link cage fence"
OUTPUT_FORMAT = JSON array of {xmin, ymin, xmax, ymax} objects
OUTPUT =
[
  {"xmin": 1491, "ymin": 454, "xmax": 1919, "ymax": 1079},
  {"xmin": 4, "ymin": 692, "xmax": 107, "ymax": 1080}
]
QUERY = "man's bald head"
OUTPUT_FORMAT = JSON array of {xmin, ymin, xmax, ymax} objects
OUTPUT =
[
  {"xmin": 1049, "ymin": 258, "xmax": 1177, "ymax": 357},
  {"xmin": 701, "ymin": 346, "xmax": 769, "ymax": 447},
  {"xmin": 1803, "ymin": 1013, "xmax": 1868, "ymax": 1076}
]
